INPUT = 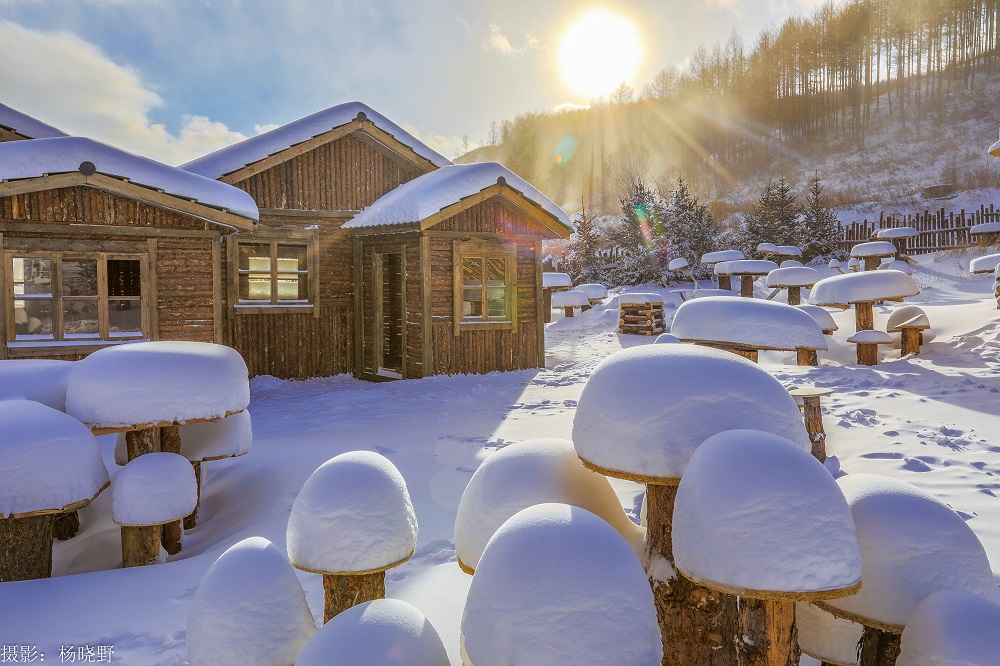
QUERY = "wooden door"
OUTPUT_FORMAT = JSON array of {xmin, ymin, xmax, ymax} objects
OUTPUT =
[{"xmin": 374, "ymin": 251, "xmax": 404, "ymax": 377}]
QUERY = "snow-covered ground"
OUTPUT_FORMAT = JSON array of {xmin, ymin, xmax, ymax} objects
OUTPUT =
[{"xmin": 2, "ymin": 251, "xmax": 1000, "ymax": 664}]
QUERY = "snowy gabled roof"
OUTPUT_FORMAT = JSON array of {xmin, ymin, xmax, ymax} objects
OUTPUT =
[
  {"xmin": 0, "ymin": 102, "xmax": 68, "ymax": 140},
  {"xmin": 0, "ymin": 137, "xmax": 259, "ymax": 224},
  {"xmin": 182, "ymin": 101, "xmax": 451, "ymax": 180},
  {"xmin": 342, "ymin": 162, "xmax": 573, "ymax": 236}
]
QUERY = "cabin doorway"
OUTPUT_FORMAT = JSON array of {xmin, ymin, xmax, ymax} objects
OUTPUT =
[{"xmin": 374, "ymin": 251, "xmax": 404, "ymax": 378}]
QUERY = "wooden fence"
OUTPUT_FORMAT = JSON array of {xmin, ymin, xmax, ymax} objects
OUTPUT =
[{"xmin": 839, "ymin": 203, "xmax": 1000, "ymax": 254}]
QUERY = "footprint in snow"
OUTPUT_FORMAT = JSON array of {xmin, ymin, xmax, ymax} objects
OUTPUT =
[
  {"xmin": 939, "ymin": 426, "xmax": 963, "ymax": 437},
  {"xmin": 883, "ymin": 430, "xmax": 899, "ymax": 437},
  {"xmin": 902, "ymin": 458, "xmax": 932, "ymax": 472},
  {"xmin": 862, "ymin": 452, "xmax": 903, "ymax": 460}
]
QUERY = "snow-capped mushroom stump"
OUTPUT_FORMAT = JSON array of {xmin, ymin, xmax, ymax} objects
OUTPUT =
[
  {"xmin": 847, "ymin": 330, "xmax": 893, "ymax": 366},
  {"xmin": 618, "ymin": 293, "xmax": 665, "ymax": 335},
  {"xmin": 851, "ymin": 241, "xmax": 898, "ymax": 272},
  {"xmin": 875, "ymin": 226, "xmax": 918, "ymax": 257},
  {"xmin": 297, "ymin": 599, "xmax": 447, "ymax": 666},
  {"xmin": 573, "ymin": 344, "xmax": 811, "ymax": 664},
  {"xmin": 0, "ymin": 400, "xmax": 109, "ymax": 581},
  {"xmin": 897, "ymin": 589, "xmax": 1000, "ymax": 666},
  {"xmin": 718, "ymin": 259, "xmax": 779, "ymax": 298},
  {"xmin": 701, "ymin": 249, "xmax": 745, "ymax": 290},
  {"xmin": 886, "ymin": 305, "xmax": 930, "ymax": 356},
  {"xmin": 847, "ymin": 257, "xmax": 861, "ymax": 272},
  {"xmin": 970, "ymin": 253, "xmax": 1000, "ymax": 309},
  {"xmin": 576, "ymin": 282, "xmax": 609, "ymax": 307},
  {"xmin": 454, "ymin": 439, "xmax": 643, "ymax": 574},
  {"xmin": 115, "ymin": 411, "xmax": 253, "ymax": 530},
  {"xmin": 113, "ymin": 452, "xmax": 197, "ymax": 567},
  {"xmin": 551, "ymin": 288, "xmax": 589, "ymax": 317},
  {"xmin": 789, "ymin": 387, "xmax": 834, "ymax": 461},
  {"xmin": 186, "ymin": 537, "xmax": 316, "ymax": 666},
  {"xmin": 461, "ymin": 503, "xmax": 661, "ymax": 666},
  {"xmin": 670, "ymin": 296, "xmax": 827, "ymax": 365},
  {"xmin": 815, "ymin": 474, "xmax": 1000, "ymax": 666},
  {"xmin": 797, "ymin": 305, "xmax": 839, "ymax": 336},
  {"xmin": 829, "ymin": 259, "xmax": 845, "ymax": 274},
  {"xmin": 809, "ymin": 271, "xmax": 920, "ymax": 333},
  {"xmin": 673, "ymin": 430, "xmax": 862, "ymax": 666},
  {"xmin": 287, "ymin": 451, "xmax": 417, "ymax": 623},
  {"xmin": 795, "ymin": 602, "xmax": 863, "ymax": 666},
  {"xmin": 766, "ymin": 266, "xmax": 821, "ymax": 306},
  {"xmin": 541, "ymin": 272, "xmax": 573, "ymax": 323}
]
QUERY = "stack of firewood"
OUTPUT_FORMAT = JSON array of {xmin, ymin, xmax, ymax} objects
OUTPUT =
[{"xmin": 618, "ymin": 294, "xmax": 666, "ymax": 336}]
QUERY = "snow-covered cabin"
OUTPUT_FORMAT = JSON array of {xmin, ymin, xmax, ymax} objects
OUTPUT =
[
  {"xmin": 0, "ymin": 137, "xmax": 258, "ymax": 360},
  {"xmin": 0, "ymin": 103, "xmax": 68, "ymax": 142},
  {"xmin": 184, "ymin": 102, "xmax": 572, "ymax": 380}
]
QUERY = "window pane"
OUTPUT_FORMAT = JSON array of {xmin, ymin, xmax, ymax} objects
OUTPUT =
[
  {"xmin": 239, "ymin": 243, "xmax": 271, "ymax": 272},
  {"xmin": 486, "ymin": 258, "xmax": 506, "ymax": 287},
  {"xmin": 14, "ymin": 298, "xmax": 53, "ymax": 338},
  {"xmin": 276, "ymin": 274, "xmax": 309, "ymax": 301},
  {"xmin": 276, "ymin": 244, "xmax": 307, "ymax": 272},
  {"xmin": 109, "ymin": 299, "xmax": 143, "ymax": 336},
  {"xmin": 15, "ymin": 257, "xmax": 52, "ymax": 296},
  {"xmin": 61, "ymin": 260, "xmax": 98, "ymax": 296},
  {"xmin": 462, "ymin": 257, "xmax": 483, "ymax": 288},
  {"xmin": 108, "ymin": 260, "xmax": 141, "ymax": 297},
  {"xmin": 63, "ymin": 299, "xmax": 99, "ymax": 337},
  {"xmin": 239, "ymin": 274, "xmax": 272, "ymax": 301},
  {"xmin": 486, "ymin": 288, "xmax": 506, "ymax": 318},
  {"xmin": 463, "ymin": 288, "xmax": 483, "ymax": 317}
]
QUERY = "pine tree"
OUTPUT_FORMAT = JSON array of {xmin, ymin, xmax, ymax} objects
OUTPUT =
[
  {"xmin": 735, "ymin": 177, "xmax": 803, "ymax": 257},
  {"xmin": 609, "ymin": 180, "xmax": 659, "ymax": 286},
  {"xmin": 798, "ymin": 172, "xmax": 844, "ymax": 262},
  {"xmin": 656, "ymin": 177, "xmax": 720, "ymax": 281},
  {"xmin": 567, "ymin": 200, "xmax": 605, "ymax": 284}
]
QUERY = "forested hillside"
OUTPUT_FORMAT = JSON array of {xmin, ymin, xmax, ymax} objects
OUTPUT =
[{"xmin": 461, "ymin": 0, "xmax": 1000, "ymax": 221}]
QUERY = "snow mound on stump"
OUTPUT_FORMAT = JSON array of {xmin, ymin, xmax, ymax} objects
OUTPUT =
[
  {"xmin": 112, "ymin": 452, "xmax": 197, "ymax": 526},
  {"xmin": 186, "ymin": 537, "xmax": 316, "ymax": 666},
  {"xmin": 576, "ymin": 283, "xmax": 608, "ymax": 300},
  {"xmin": 542, "ymin": 272, "xmax": 573, "ymax": 288},
  {"xmin": 66, "ymin": 341, "xmax": 249, "ymax": 429},
  {"xmin": 797, "ymin": 305, "xmax": 838, "ymax": 332},
  {"xmin": 113, "ymin": 411, "xmax": 253, "ymax": 466},
  {"xmin": 822, "ymin": 474, "xmax": 1000, "ymax": 630},
  {"xmin": 850, "ymin": 241, "xmax": 897, "ymax": 257},
  {"xmin": 970, "ymin": 253, "xmax": 1000, "ymax": 274},
  {"xmin": 876, "ymin": 226, "xmax": 918, "ymax": 239},
  {"xmin": 766, "ymin": 266, "xmax": 821, "ymax": 287},
  {"xmin": 897, "ymin": 589, "xmax": 1000, "ymax": 666},
  {"xmin": 0, "ymin": 360, "xmax": 73, "ymax": 410},
  {"xmin": 0, "ymin": 400, "xmax": 108, "ymax": 517},
  {"xmin": 673, "ymin": 429, "xmax": 861, "ymax": 596},
  {"xmin": 551, "ymin": 289, "xmax": 589, "ymax": 308},
  {"xmin": 461, "ymin": 503, "xmax": 661, "ymax": 666},
  {"xmin": 810, "ymin": 271, "xmax": 919, "ymax": 306},
  {"xmin": 454, "ymin": 439, "xmax": 643, "ymax": 571},
  {"xmin": 671, "ymin": 297, "xmax": 827, "ymax": 351},
  {"xmin": 796, "ymin": 602, "xmax": 862, "ymax": 666},
  {"xmin": 296, "ymin": 599, "xmax": 447, "ymax": 666},
  {"xmin": 287, "ymin": 451, "xmax": 417, "ymax": 573},
  {"xmin": 701, "ymin": 249, "xmax": 744, "ymax": 263},
  {"xmin": 572, "ymin": 345, "xmax": 809, "ymax": 480},
  {"xmin": 715, "ymin": 259, "xmax": 778, "ymax": 275},
  {"xmin": 618, "ymin": 292, "xmax": 663, "ymax": 305}
]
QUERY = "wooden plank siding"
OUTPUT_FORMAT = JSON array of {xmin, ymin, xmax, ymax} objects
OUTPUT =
[{"xmin": 0, "ymin": 186, "xmax": 225, "ymax": 361}]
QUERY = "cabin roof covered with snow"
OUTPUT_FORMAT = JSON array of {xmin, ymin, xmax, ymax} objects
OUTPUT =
[
  {"xmin": 182, "ymin": 102, "xmax": 451, "ymax": 180},
  {"xmin": 0, "ymin": 137, "xmax": 258, "ymax": 226},
  {"xmin": 0, "ymin": 102, "xmax": 68, "ymax": 140},
  {"xmin": 342, "ymin": 162, "xmax": 572, "ymax": 237}
]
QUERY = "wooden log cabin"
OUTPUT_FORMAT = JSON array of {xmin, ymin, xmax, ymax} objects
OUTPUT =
[
  {"xmin": 183, "ymin": 102, "xmax": 573, "ymax": 380},
  {"xmin": 0, "ymin": 136, "xmax": 259, "ymax": 360}
]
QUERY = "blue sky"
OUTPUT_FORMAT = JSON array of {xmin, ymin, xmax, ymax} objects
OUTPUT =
[{"xmin": 0, "ymin": 0, "xmax": 825, "ymax": 165}]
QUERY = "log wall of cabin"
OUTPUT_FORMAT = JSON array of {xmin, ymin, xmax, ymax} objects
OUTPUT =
[
  {"xmin": 426, "ymin": 197, "xmax": 549, "ymax": 376},
  {"xmin": 0, "ymin": 186, "xmax": 223, "ymax": 360},
  {"xmin": 353, "ymin": 233, "xmax": 423, "ymax": 380},
  {"xmin": 233, "ymin": 133, "xmax": 425, "ymax": 211}
]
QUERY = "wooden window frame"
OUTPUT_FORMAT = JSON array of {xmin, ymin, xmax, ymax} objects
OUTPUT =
[
  {"xmin": 3, "ymin": 250, "xmax": 149, "ymax": 349},
  {"xmin": 229, "ymin": 230, "xmax": 320, "ymax": 317},
  {"xmin": 453, "ymin": 239, "xmax": 518, "ymax": 335}
]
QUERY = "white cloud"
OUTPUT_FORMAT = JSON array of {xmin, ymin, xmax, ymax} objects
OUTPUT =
[
  {"xmin": 401, "ymin": 123, "xmax": 477, "ymax": 160},
  {"xmin": 484, "ymin": 23, "xmax": 540, "ymax": 57},
  {"xmin": 0, "ymin": 20, "xmax": 245, "ymax": 165},
  {"xmin": 254, "ymin": 123, "xmax": 281, "ymax": 135}
]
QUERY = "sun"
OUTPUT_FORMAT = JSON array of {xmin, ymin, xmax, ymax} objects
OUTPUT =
[{"xmin": 558, "ymin": 10, "xmax": 643, "ymax": 100}]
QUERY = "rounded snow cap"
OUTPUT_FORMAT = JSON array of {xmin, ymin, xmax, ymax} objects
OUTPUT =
[
  {"xmin": 970, "ymin": 252, "xmax": 1000, "ymax": 274},
  {"xmin": 654, "ymin": 332, "xmax": 680, "ymax": 344},
  {"xmin": 879, "ymin": 259, "xmax": 913, "ymax": 275},
  {"xmin": 66, "ymin": 341, "xmax": 250, "ymax": 430},
  {"xmin": 701, "ymin": 249, "xmax": 744, "ymax": 264},
  {"xmin": 766, "ymin": 266, "xmax": 821, "ymax": 288},
  {"xmin": 797, "ymin": 305, "xmax": 839, "ymax": 333},
  {"xmin": 671, "ymin": 297, "xmax": 827, "ymax": 351},
  {"xmin": 573, "ymin": 345, "xmax": 809, "ymax": 482},
  {"xmin": 897, "ymin": 589, "xmax": 1000, "ymax": 666},
  {"xmin": 287, "ymin": 451, "xmax": 417, "ymax": 574},
  {"xmin": 668, "ymin": 257, "xmax": 689, "ymax": 271},
  {"xmin": 576, "ymin": 283, "xmax": 608, "ymax": 300},
  {"xmin": 886, "ymin": 305, "xmax": 930, "ymax": 333},
  {"xmin": 795, "ymin": 602, "xmax": 862, "ymax": 666},
  {"xmin": 0, "ymin": 399, "xmax": 109, "ymax": 518},
  {"xmin": 454, "ymin": 439, "xmax": 642, "ymax": 573},
  {"xmin": 186, "ymin": 537, "xmax": 316, "ymax": 666},
  {"xmin": 112, "ymin": 452, "xmax": 197, "ymax": 526},
  {"xmin": 461, "ymin": 503, "xmax": 661, "ymax": 666},
  {"xmin": 819, "ymin": 474, "xmax": 1000, "ymax": 632},
  {"xmin": 551, "ymin": 289, "xmax": 589, "ymax": 308},
  {"xmin": 0, "ymin": 360, "xmax": 73, "ymax": 411},
  {"xmin": 673, "ymin": 430, "xmax": 861, "ymax": 599},
  {"xmin": 757, "ymin": 242, "xmax": 778, "ymax": 255},
  {"xmin": 809, "ymin": 271, "xmax": 919, "ymax": 306},
  {"xmin": 541, "ymin": 272, "xmax": 573, "ymax": 288},
  {"xmin": 296, "ymin": 599, "xmax": 447, "ymax": 666},
  {"xmin": 850, "ymin": 241, "xmax": 897, "ymax": 258}
]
